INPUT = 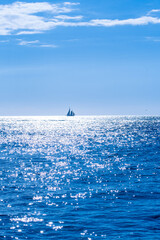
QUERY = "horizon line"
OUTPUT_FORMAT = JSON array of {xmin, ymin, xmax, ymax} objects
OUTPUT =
[{"xmin": 0, "ymin": 114, "xmax": 159, "ymax": 117}]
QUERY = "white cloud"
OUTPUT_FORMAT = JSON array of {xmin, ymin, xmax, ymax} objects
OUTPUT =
[
  {"xmin": 146, "ymin": 36, "xmax": 160, "ymax": 42},
  {"xmin": 0, "ymin": 1, "xmax": 80, "ymax": 35},
  {"xmin": 40, "ymin": 16, "xmax": 160, "ymax": 27},
  {"xmin": 150, "ymin": 9, "xmax": 160, "ymax": 13},
  {"xmin": 63, "ymin": 2, "xmax": 79, "ymax": 6},
  {"xmin": 16, "ymin": 30, "xmax": 43, "ymax": 35},
  {"xmin": 17, "ymin": 39, "xmax": 57, "ymax": 48},
  {"xmin": 40, "ymin": 44, "xmax": 57, "ymax": 48},
  {"xmin": 0, "ymin": 2, "xmax": 160, "ymax": 36},
  {"xmin": 87, "ymin": 16, "xmax": 160, "ymax": 27},
  {"xmin": 54, "ymin": 15, "xmax": 83, "ymax": 20},
  {"xmin": 18, "ymin": 40, "xmax": 39, "ymax": 46},
  {"xmin": 147, "ymin": 9, "xmax": 160, "ymax": 15},
  {"xmin": 0, "ymin": 39, "xmax": 9, "ymax": 43}
]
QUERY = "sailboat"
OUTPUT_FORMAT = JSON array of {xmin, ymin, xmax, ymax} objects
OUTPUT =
[{"xmin": 67, "ymin": 108, "xmax": 75, "ymax": 116}]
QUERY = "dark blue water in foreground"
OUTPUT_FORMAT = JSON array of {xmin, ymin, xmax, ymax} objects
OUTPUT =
[{"xmin": 0, "ymin": 116, "xmax": 160, "ymax": 240}]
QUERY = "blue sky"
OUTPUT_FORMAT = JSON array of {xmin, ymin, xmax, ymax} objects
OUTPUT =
[{"xmin": 0, "ymin": 0, "xmax": 160, "ymax": 115}]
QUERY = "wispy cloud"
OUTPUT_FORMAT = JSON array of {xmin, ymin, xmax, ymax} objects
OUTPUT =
[
  {"xmin": 0, "ymin": 40, "xmax": 9, "ymax": 43},
  {"xmin": 16, "ymin": 31, "xmax": 43, "ymax": 35},
  {"xmin": 54, "ymin": 15, "xmax": 83, "ymax": 20},
  {"xmin": 86, "ymin": 16, "xmax": 160, "ymax": 27},
  {"xmin": 147, "ymin": 9, "xmax": 160, "ymax": 15},
  {"xmin": 146, "ymin": 36, "xmax": 160, "ymax": 42},
  {"xmin": 0, "ymin": 2, "xmax": 160, "ymax": 36},
  {"xmin": 18, "ymin": 40, "xmax": 39, "ymax": 46},
  {"xmin": 17, "ymin": 39, "xmax": 57, "ymax": 48},
  {"xmin": 40, "ymin": 44, "xmax": 57, "ymax": 48}
]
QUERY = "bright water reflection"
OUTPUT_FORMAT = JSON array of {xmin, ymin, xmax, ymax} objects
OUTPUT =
[{"xmin": 0, "ymin": 116, "xmax": 160, "ymax": 239}]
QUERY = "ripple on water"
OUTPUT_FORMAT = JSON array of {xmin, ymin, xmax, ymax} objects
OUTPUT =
[{"xmin": 0, "ymin": 116, "xmax": 160, "ymax": 239}]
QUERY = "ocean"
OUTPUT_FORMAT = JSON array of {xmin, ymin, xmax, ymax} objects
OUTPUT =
[{"xmin": 0, "ymin": 116, "xmax": 160, "ymax": 240}]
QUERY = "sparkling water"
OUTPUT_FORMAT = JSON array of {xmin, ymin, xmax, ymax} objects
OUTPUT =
[{"xmin": 0, "ymin": 116, "xmax": 160, "ymax": 239}]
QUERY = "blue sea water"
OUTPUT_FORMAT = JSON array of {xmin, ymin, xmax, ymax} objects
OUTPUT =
[{"xmin": 0, "ymin": 116, "xmax": 160, "ymax": 240}]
